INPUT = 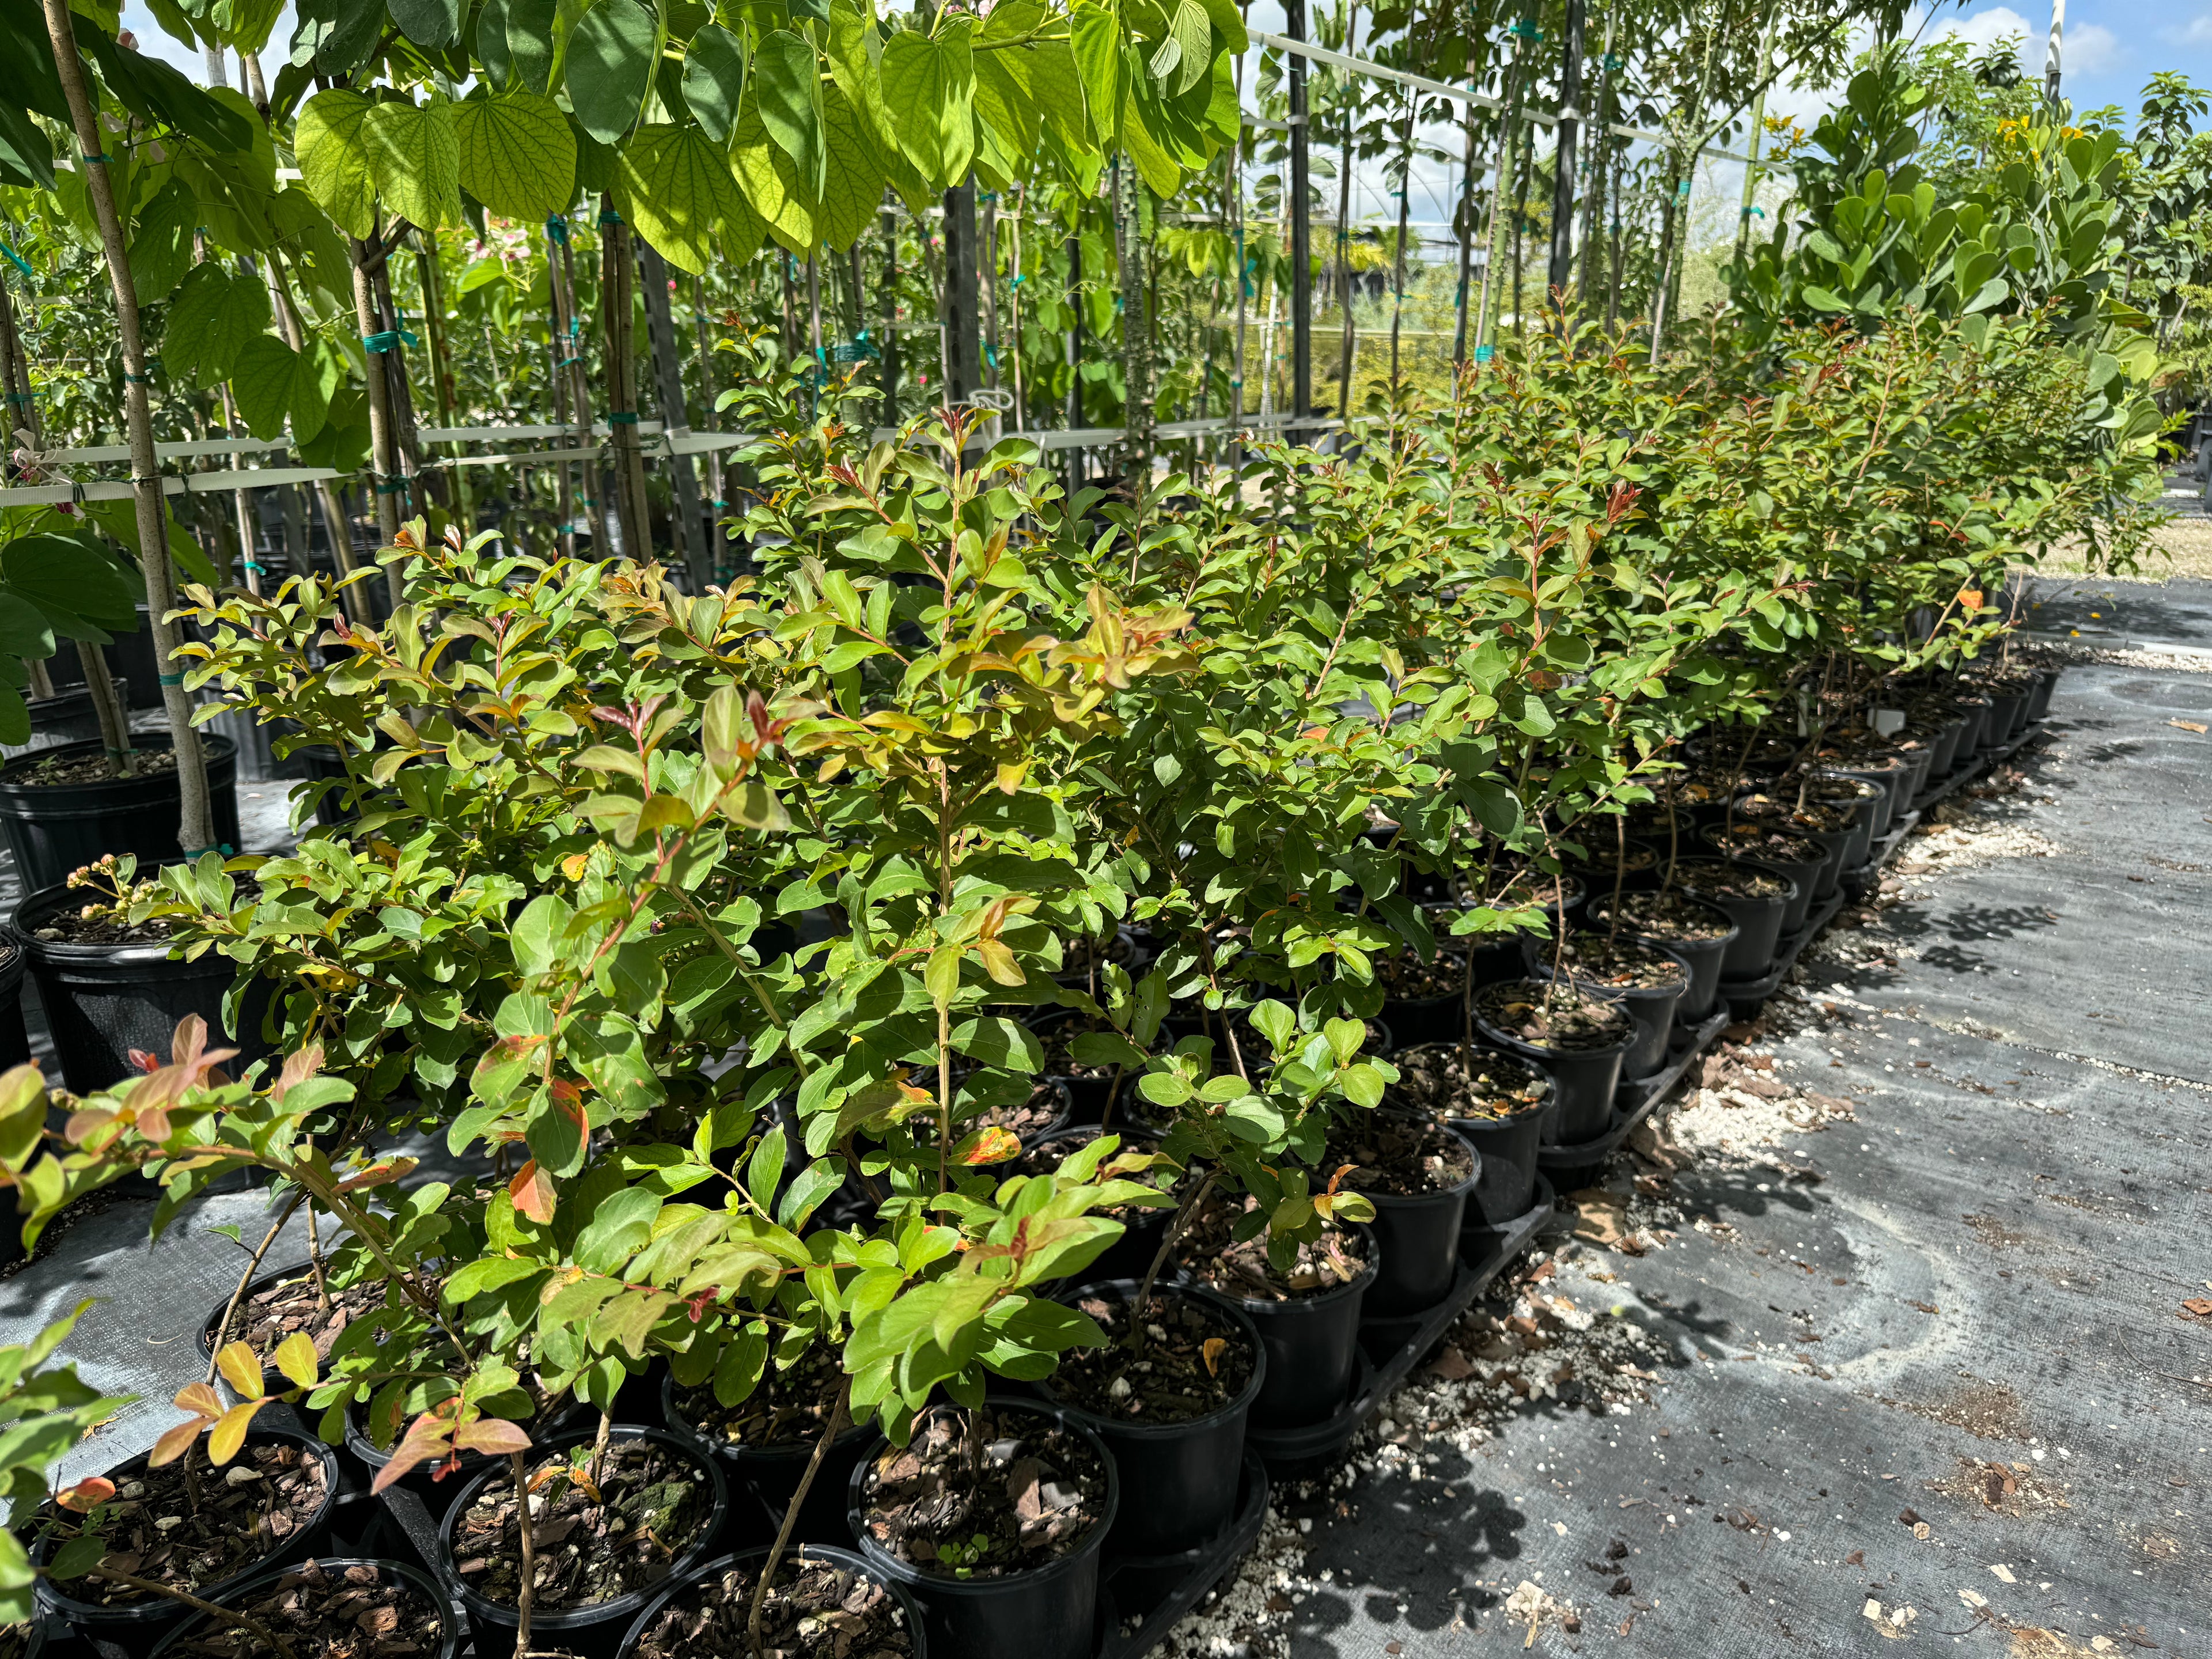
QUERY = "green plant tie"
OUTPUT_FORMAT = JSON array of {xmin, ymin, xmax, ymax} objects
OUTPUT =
[
  {"xmin": 1, "ymin": 389, "xmax": 37, "ymax": 403},
  {"xmin": 546, "ymin": 214, "xmax": 569, "ymax": 245},
  {"xmin": 158, "ymin": 671, "xmax": 186, "ymax": 686},
  {"xmin": 1742, "ymin": 205, "xmax": 1766, "ymax": 218},
  {"xmin": 123, "ymin": 372, "xmax": 152, "ymax": 383},
  {"xmin": 0, "ymin": 240, "xmax": 31, "ymax": 279},
  {"xmin": 1475, "ymin": 343, "xmax": 1495, "ymax": 363},
  {"xmin": 362, "ymin": 329, "xmax": 420, "ymax": 353},
  {"xmin": 79, "ymin": 150, "xmax": 109, "ymax": 163},
  {"xmin": 599, "ymin": 208, "xmax": 624, "ymax": 226},
  {"xmin": 181, "ymin": 843, "xmax": 235, "ymax": 858},
  {"xmin": 608, "ymin": 411, "xmax": 639, "ymax": 425}
]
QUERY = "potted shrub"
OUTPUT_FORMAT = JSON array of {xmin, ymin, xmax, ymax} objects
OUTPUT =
[
  {"xmin": 622, "ymin": 1546, "xmax": 921, "ymax": 1659},
  {"xmin": 1580, "ymin": 889, "xmax": 1740, "ymax": 1023},
  {"xmin": 1664, "ymin": 858, "xmax": 1797, "ymax": 982},
  {"xmin": 1320, "ymin": 1110, "xmax": 1481, "ymax": 1315},
  {"xmin": 1386, "ymin": 1044, "xmax": 1552, "ymax": 1229},
  {"xmin": 1472, "ymin": 979, "xmax": 1634, "ymax": 1146},
  {"xmin": 1527, "ymin": 930, "xmax": 1692, "ymax": 1079},
  {"xmin": 0, "ymin": 735, "xmax": 242, "ymax": 895},
  {"xmin": 1698, "ymin": 823, "xmax": 1828, "ymax": 931}
]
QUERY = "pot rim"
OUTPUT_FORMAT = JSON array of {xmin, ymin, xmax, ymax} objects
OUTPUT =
[
  {"xmin": 145, "ymin": 1556, "xmax": 463, "ymax": 1659},
  {"xmin": 1036, "ymin": 1278, "xmax": 1270, "ymax": 1440},
  {"xmin": 619, "ymin": 1543, "xmax": 927, "ymax": 1659}
]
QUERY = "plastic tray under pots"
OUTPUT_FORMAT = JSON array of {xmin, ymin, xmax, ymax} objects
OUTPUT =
[
  {"xmin": 434, "ymin": 1425, "xmax": 729, "ymax": 1659},
  {"xmin": 1667, "ymin": 861, "xmax": 1794, "ymax": 983},
  {"xmin": 1347, "ymin": 1122, "xmax": 1483, "ymax": 1317},
  {"xmin": 1473, "ymin": 1000, "xmax": 1631, "ymax": 1147},
  {"xmin": 659, "ymin": 1371, "xmax": 875, "ymax": 1552},
  {"xmin": 849, "ymin": 1399, "xmax": 1117, "ymax": 1659},
  {"xmin": 147, "ymin": 1556, "xmax": 465, "ymax": 1659},
  {"xmin": 1096, "ymin": 1451, "xmax": 1270, "ymax": 1656},
  {"xmin": 1179, "ymin": 1226, "xmax": 1376, "ymax": 1430},
  {"xmin": 33, "ymin": 1425, "xmax": 343, "ymax": 1646},
  {"xmin": 618, "ymin": 1545, "xmax": 929, "ymax": 1659},
  {"xmin": 1039, "ymin": 1281, "xmax": 1266, "ymax": 1558}
]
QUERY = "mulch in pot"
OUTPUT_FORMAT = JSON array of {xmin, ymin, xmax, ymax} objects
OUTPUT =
[
  {"xmin": 449, "ymin": 1437, "xmax": 711, "ymax": 1611},
  {"xmin": 1173, "ymin": 1191, "xmax": 1368, "ymax": 1301},
  {"xmin": 29, "ymin": 901, "xmax": 183, "ymax": 947},
  {"xmin": 1372, "ymin": 946, "xmax": 1471, "ymax": 1001},
  {"xmin": 213, "ymin": 1270, "xmax": 387, "ymax": 1367},
  {"xmin": 1589, "ymin": 889, "xmax": 1734, "ymax": 940},
  {"xmin": 630, "ymin": 1552, "xmax": 914, "ymax": 1659},
  {"xmin": 1388, "ymin": 1044, "xmax": 1548, "ymax": 1122},
  {"xmin": 857, "ymin": 1404, "xmax": 1109, "ymax": 1578},
  {"xmin": 1731, "ymin": 794, "xmax": 1853, "ymax": 834},
  {"xmin": 1665, "ymin": 859, "xmax": 1791, "ymax": 903},
  {"xmin": 1051, "ymin": 1286, "xmax": 1256, "ymax": 1423},
  {"xmin": 1474, "ymin": 980, "xmax": 1633, "ymax": 1053},
  {"xmin": 670, "ymin": 1342, "xmax": 843, "ymax": 1453},
  {"xmin": 1543, "ymin": 931, "xmax": 1687, "ymax": 991},
  {"xmin": 167, "ymin": 1559, "xmax": 445, "ymax": 1659},
  {"xmin": 1703, "ymin": 824, "xmax": 1825, "ymax": 865},
  {"xmin": 1323, "ymin": 1113, "xmax": 1474, "ymax": 1195},
  {"xmin": 6, "ymin": 747, "xmax": 180, "ymax": 787},
  {"xmin": 60, "ymin": 1442, "xmax": 329, "ymax": 1606}
]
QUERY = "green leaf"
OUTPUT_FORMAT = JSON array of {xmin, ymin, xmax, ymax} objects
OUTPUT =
[
  {"xmin": 567, "ymin": 0, "xmax": 659, "ymax": 145},
  {"xmin": 127, "ymin": 181, "xmax": 197, "ymax": 304},
  {"xmin": 949, "ymin": 1015, "xmax": 1044, "ymax": 1073},
  {"xmin": 816, "ymin": 83, "xmax": 884, "ymax": 250},
  {"xmin": 754, "ymin": 29, "xmax": 826, "ymax": 200},
  {"xmin": 681, "ymin": 22, "xmax": 747, "ymax": 143},
  {"xmin": 362, "ymin": 97, "xmax": 463, "ymax": 231},
  {"xmin": 163, "ymin": 263, "xmax": 272, "ymax": 388},
  {"xmin": 614, "ymin": 123, "xmax": 745, "ymax": 276},
  {"xmin": 229, "ymin": 334, "xmax": 340, "ymax": 443},
  {"xmin": 1799, "ymin": 282, "xmax": 1850, "ymax": 313},
  {"xmin": 506, "ymin": 0, "xmax": 558, "ymax": 93},
  {"xmin": 1163, "ymin": 0, "xmax": 1210, "ymax": 94},
  {"xmin": 880, "ymin": 19, "xmax": 974, "ymax": 188},
  {"xmin": 745, "ymin": 1125, "xmax": 787, "ymax": 1208},
  {"xmin": 731, "ymin": 96, "xmax": 819, "ymax": 255},
  {"xmin": 1069, "ymin": 1, "xmax": 1123, "ymax": 149},
  {"xmin": 454, "ymin": 92, "xmax": 577, "ymax": 221},
  {"xmin": 972, "ymin": 1, "xmax": 1043, "ymax": 158},
  {"xmin": 478, "ymin": 0, "xmax": 517, "ymax": 89},
  {"xmin": 712, "ymin": 1323, "xmax": 768, "ymax": 1406},
  {"xmin": 297, "ymin": 89, "xmax": 378, "ymax": 240},
  {"xmin": 388, "ymin": 0, "xmax": 461, "ymax": 49}
]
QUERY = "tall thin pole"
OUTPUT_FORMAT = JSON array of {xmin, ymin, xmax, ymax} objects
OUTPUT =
[
  {"xmin": 880, "ymin": 193, "xmax": 901, "ymax": 424},
  {"xmin": 1286, "ymin": 0, "xmax": 1313, "ymax": 424},
  {"xmin": 2043, "ymin": 0, "xmax": 2065, "ymax": 105},
  {"xmin": 1473, "ymin": 24, "xmax": 1529, "ymax": 358},
  {"xmin": 1734, "ymin": 6, "xmax": 1779, "ymax": 269},
  {"xmin": 1578, "ymin": 11, "xmax": 1618, "ymax": 316},
  {"xmin": 1546, "ymin": 0, "xmax": 1587, "ymax": 302},
  {"xmin": 1387, "ymin": 92, "xmax": 1417, "ymax": 391},
  {"xmin": 638, "ymin": 238, "xmax": 705, "ymax": 588},
  {"xmin": 1333, "ymin": 1, "xmax": 1362, "ymax": 417},
  {"xmin": 1452, "ymin": 48, "xmax": 1480, "ymax": 365}
]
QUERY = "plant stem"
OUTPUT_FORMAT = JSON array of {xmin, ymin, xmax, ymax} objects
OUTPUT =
[
  {"xmin": 76, "ymin": 1566, "xmax": 301, "ymax": 1659},
  {"xmin": 1130, "ymin": 1167, "xmax": 1218, "ymax": 1346},
  {"xmin": 589, "ymin": 1410, "xmax": 613, "ymax": 1490},
  {"xmin": 748, "ymin": 1377, "xmax": 850, "ymax": 1659},
  {"xmin": 206, "ymin": 1194, "xmax": 305, "ymax": 1384},
  {"xmin": 1607, "ymin": 814, "xmax": 1626, "ymax": 955},
  {"xmin": 509, "ymin": 1450, "xmax": 535, "ymax": 1659},
  {"xmin": 305, "ymin": 1205, "xmax": 330, "ymax": 1315}
]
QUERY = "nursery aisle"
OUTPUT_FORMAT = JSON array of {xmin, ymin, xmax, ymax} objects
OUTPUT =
[{"xmin": 1193, "ymin": 647, "xmax": 2211, "ymax": 1657}]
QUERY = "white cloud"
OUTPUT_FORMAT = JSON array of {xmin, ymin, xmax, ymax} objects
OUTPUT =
[
  {"xmin": 2162, "ymin": 14, "xmax": 2212, "ymax": 46},
  {"xmin": 2062, "ymin": 21, "xmax": 2120, "ymax": 76},
  {"xmin": 1924, "ymin": 7, "xmax": 2122, "ymax": 83}
]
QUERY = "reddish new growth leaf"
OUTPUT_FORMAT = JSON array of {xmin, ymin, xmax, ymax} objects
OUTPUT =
[
  {"xmin": 509, "ymin": 1159, "xmax": 558, "ymax": 1224},
  {"xmin": 955, "ymin": 1126, "xmax": 1023, "ymax": 1167},
  {"xmin": 56, "ymin": 1476, "xmax": 114, "ymax": 1513}
]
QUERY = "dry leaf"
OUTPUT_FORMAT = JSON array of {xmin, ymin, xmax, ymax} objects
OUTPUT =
[
  {"xmin": 2180, "ymin": 1298, "xmax": 2212, "ymax": 1319},
  {"xmin": 1989, "ymin": 1564, "xmax": 2016, "ymax": 1584},
  {"xmin": 1200, "ymin": 1337, "xmax": 1227, "ymax": 1377},
  {"xmin": 2169, "ymin": 718, "xmax": 2208, "ymax": 734}
]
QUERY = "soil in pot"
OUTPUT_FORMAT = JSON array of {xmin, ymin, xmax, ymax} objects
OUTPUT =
[
  {"xmin": 151, "ymin": 1558, "xmax": 447, "ymax": 1659},
  {"xmin": 855, "ymin": 1403, "xmax": 1109, "ymax": 1578},
  {"xmin": 1051, "ymin": 1285, "xmax": 1257, "ymax": 1422},
  {"xmin": 1389, "ymin": 1043, "xmax": 1548, "ymax": 1122},
  {"xmin": 1324, "ymin": 1112, "xmax": 1474, "ymax": 1197},
  {"xmin": 1472, "ymin": 980, "xmax": 1633, "ymax": 1054},
  {"xmin": 1701, "ymin": 824, "xmax": 1823, "ymax": 930},
  {"xmin": 1532, "ymin": 933, "xmax": 1688, "ymax": 1080},
  {"xmin": 51, "ymin": 1441, "xmax": 330, "ymax": 1608},
  {"xmin": 1582, "ymin": 890, "xmax": 1737, "ymax": 1023},
  {"xmin": 627, "ymin": 1550, "xmax": 915, "ymax": 1659},
  {"xmin": 1664, "ymin": 858, "xmax": 1793, "ymax": 982},
  {"xmin": 1324, "ymin": 1114, "xmax": 1479, "ymax": 1315},
  {"xmin": 6, "ymin": 747, "xmax": 184, "ymax": 787},
  {"xmin": 448, "ymin": 1436, "xmax": 713, "ymax": 1613},
  {"xmin": 207, "ymin": 1268, "xmax": 385, "ymax": 1370},
  {"xmin": 1372, "ymin": 946, "xmax": 1469, "ymax": 1002},
  {"xmin": 907, "ymin": 1078, "xmax": 1069, "ymax": 1145},
  {"xmin": 669, "ymin": 1342, "xmax": 846, "ymax": 1461},
  {"xmin": 28, "ymin": 896, "xmax": 185, "ymax": 949},
  {"xmin": 1172, "ymin": 1190, "xmax": 1370, "ymax": 1302}
]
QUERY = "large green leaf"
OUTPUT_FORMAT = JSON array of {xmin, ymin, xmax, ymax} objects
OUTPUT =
[
  {"xmin": 817, "ymin": 84, "xmax": 885, "ymax": 251},
  {"xmin": 731, "ymin": 98, "xmax": 819, "ymax": 253},
  {"xmin": 454, "ymin": 91, "xmax": 575, "ymax": 219},
  {"xmin": 298, "ymin": 386, "xmax": 371, "ymax": 472},
  {"xmin": 210, "ymin": 0, "xmax": 286, "ymax": 51},
  {"xmin": 972, "ymin": 0, "xmax": 1043, "ymax": 160},
  {"xmin": 506, "ymin": 0, "xmax": 557, "ymax": 93},
  {"xmin": 476, "ymin": 0, "xmax": 516, "ymax": 89},
  {"xmin": 229, "ymin": 334, "xmax": 340, "ymax": 442},
  {"xmin": 1068, "ymin": 1, "xmax": 1122, "ymax": 149},
  {"xmin": 825, "ymin": 0, "xmax": 930, "ymax": 210},
  {"xmin": 614, "ymin": 123, "xmax": 744, "ymax": 275},
  {"xmin": 361, "ymin": 97, "xmax": 463, "ymax": 230},
  {"xmin": 566, "ymin": 0, "xmax": 658, "ymax": 145},
  {"xmin": 0, "ymin": 101, "xmax": 52, "ymax": 191},
  {"xmin": 129, "ymin": 180, "xmax": 198, "ymax": 304},
  {"xmin": 879, "ymin": 19, "xmax": 974, "ymax": 188},
  {"xmin": 0, "ymin": 534, "xmax": 143, "ymax": 640},
  {"xmin": 1159, "ymin": 0, "xmax": 1210, "ymax": 95},
  {"xmin": 296, "ymin": 88, "xmax": 378, "ymax": 238},
  {"xmin": 681, "ymin": 23, "xmax": 747, "ymax": 143},
  {"xmin": 80, "ymin": 23, "xmax": 252, "ymax": 151},
  {"xmin": 388, "ymin": 0, "xmax": 461, "ymax": 48},
  {"xmin": 163, "ymin": 262, "xmax": 272, "ymax": 387},
  {"xmin": 753, "ymin": 29, "xmax": 825, "ymax": 200}
]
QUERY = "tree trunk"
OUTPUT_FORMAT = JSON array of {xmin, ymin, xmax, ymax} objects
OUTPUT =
[
  {"xmin": 1332, "ymin": 0, "xmax": 1362, "ymax": 415},
  {"xmin": 599, "ymin": 202, "xmax": 651, "ymax": 558},
  {"xmin": 42, "ymin": 0, "xmax": 211, "ymax": 834}
]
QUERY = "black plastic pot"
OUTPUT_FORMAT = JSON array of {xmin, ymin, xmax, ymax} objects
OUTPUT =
[
  {"xmin": 1946, "ymin": 699, "xmax": 1990, "ymax": 772},
  {"xmin": 1582, "ymin": 896, "xmax": 1738, "ymax": 1024},
  {"xmin": 1820, "ymin": 762, "xmax": 1902, "ymax": 840},
  {"xmin": 0, "ymin": 937, "xmax": 27, "ymax": 1074},
  {"xmin": 12, "ymin": 882, "xmax": 267, "ymax": 1094},
  {"xmin": 1919, "ymin": 717, "xmax": 1965, "ymax": 778},
  {"xmin": 147, "ymin": 1556, "xmax": 463, "ymax": 1659},
  {"xmin": 1190, "ymin": 1227, "xmax": 1376, "ymax": 1429},
  {"xmin": 1726, "ymin": 806, "xmax": 1851, "ymax": 902},
  {"xmin": 1039, "ymin": 1281, "xmax": 1264, "ymax": 1555},
  {"xmin": 2028, "ymin": 668, "xmax": 2059, "ymax": 721},
  {"xmin": 42, "ymin": 608, "xmax": 158, "ymax": 709},
  {"xmin": 0, "ymin": 734, "xmax": 241, "ymax": 893},
  {"xmin": 1808, "ymin": 773, "xmax": 1884, "ymax": 869},
  {"xmin": 619, "ymin": 1545, "xmax": 927, "ymax": 1659},
  {"xmin": 1473, "ymin": 996, "xmax": 1632, "ymax": 1147},
  {"xmin": 33, "ymin": 1426, "xmax": 342, "ymax": 1645},
  {"xmin": 1446, "ymin": 1098, "xmax": 1550, "ymax": 1227},
  {"xmin": 1531, "ymin": 955, "xmax": 1687, "ymax": 1080},
  {"xmin": 1986, "ymin": 688, "xmax": 2028, "ymax": 747},
  {"xmin": 437, "ymin": 1426, "xmax": 728, "ymax": 1659},
  {"xmin": 849, "ymin": 1399, "xmax": 1116, "ymax": 1659},
  {"xmin": 1699, "ymin": 828, "xmax": 1822, "ymax": 934},
  {"xmin": 1379, "ymin": 967, "xmax": 1469, "ymax": 1049},
  {"xmin": 1350, "ymin": 1122, "xmax": 1482, "ymax": 1315},
  {"xmin": 658, "ymin": 1370, "xmax": 872, "ymax": 1551},
  {"xmin": 1666, "ymin": 861, "xmax": 1793, "ymax": 984},
  {"xmin": 20, "ymin": 687, "xmax": 101, "ymax": 749}
]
